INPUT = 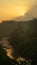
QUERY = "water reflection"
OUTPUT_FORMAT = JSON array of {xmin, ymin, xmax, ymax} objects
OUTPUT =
[{"xmin": 0, "ymin": 38, "xmax": 14, "ymax": 59}]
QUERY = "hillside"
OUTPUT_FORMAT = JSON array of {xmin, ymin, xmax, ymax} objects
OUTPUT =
[{"xmin": 0, "ymin": 18, "xmax": 37, "ymax": 39}]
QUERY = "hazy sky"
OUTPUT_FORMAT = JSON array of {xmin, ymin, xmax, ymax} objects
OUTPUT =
[{"xmin": 0, "ymin": 0, "xmax": 37, "ymax": 21}]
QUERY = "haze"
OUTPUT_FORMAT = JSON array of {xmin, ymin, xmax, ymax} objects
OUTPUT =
[{"xmin": 0, "ymin": 0, "xmax": 37, "ymax": 22}]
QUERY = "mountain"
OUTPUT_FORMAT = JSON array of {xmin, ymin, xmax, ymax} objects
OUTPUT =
[{"xmin": 14, "ymin": 6, "xmax": 37, "ymax": 21}]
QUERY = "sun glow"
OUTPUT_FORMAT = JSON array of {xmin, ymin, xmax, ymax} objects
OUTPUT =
[
  {"xmin": 0, "ymin": 5, "xmax": 31, "ymax": 22},
  {"xmin": 17, "ymin": 7, "xmax": 26, "ymax": 16}
]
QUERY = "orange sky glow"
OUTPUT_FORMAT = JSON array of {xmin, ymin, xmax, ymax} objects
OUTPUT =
[
  {"xmin": 0, "ymin": 6, "xmax": 31, "ymax": 22},
  {"xmin": 0, "ymin": 0, "xmax": 37, "ymax": 22}
]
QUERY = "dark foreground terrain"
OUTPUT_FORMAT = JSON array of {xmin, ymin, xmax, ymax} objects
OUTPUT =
[{"xmin": 0, "ymin": 18, "xmax": 37, "ymax": 65}]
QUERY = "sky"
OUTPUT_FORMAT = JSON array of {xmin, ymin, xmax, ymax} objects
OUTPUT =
[{"xmin": 0, "ymin": 0, "xmax": 37, "ymax": 22}]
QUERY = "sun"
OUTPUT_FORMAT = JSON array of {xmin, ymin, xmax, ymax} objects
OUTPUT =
[
  {"xmin": 17, "ymin": 6, "xmax": 25, "ymax": 16},
  {"xmin": 19, "ymin": 10, "xmax": 25, "ymax": 16}
]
